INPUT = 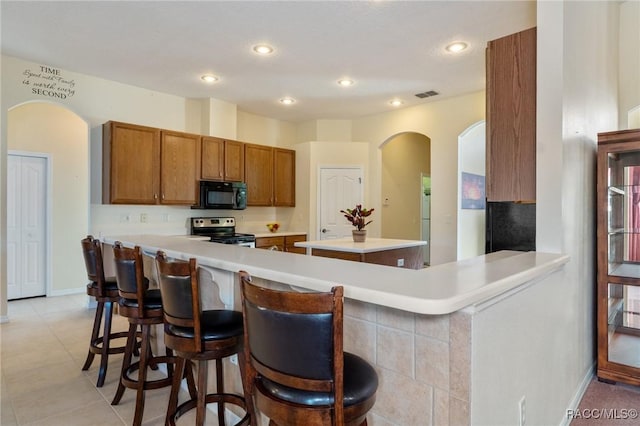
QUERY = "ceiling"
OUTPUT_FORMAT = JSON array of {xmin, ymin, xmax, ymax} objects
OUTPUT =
[{"xmin": 1, "ymin": 1, "xmax": 536, "ymax": 123}]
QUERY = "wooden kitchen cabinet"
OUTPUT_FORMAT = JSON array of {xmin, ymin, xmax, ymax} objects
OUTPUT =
[
  {"xmin": 159, "ymin": 130, "xmax": 200, "ymax": 205},
  {"xmin": 486, "ymin": 27, "xmax": 536, "ymax": 202},
  {"xmin": 245, "ymin": 143, "xmax": 274, "ymax": 206},
  {"xmin": 274, "ymin": 148, "xmax": 296, "ymax": 206},
  {"xmin": 103, "ymin": 121, "xmax": 200, "ymax": 205},
  {"xmin": 596, "ymin": 128, "xmax": 640, "ymax": 386},
  {"xmin": 201, "ymin": 136, "xmax": 245, "ymax": 182},
  {"xmin": 284, "ymin": 234, "xmax": 306, "ymax": 254},
  {"xmin": 255, "ymin": 236, "xmax": 284, "ymax": 251},
  {"xmin": 103, "ymin": 121, "xmax": 160, "ymax": 204},
  {"xmin": 245, "ymin": 144, "xmax": 296, "ymax": 207},
  {"xmin": 256, "ymin": 234, "xmax": 306, "ymax": 253}
]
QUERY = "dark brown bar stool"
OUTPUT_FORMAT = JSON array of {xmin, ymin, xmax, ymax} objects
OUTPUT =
[
  {"xmin": 80, "ymin": 235, "xmax": 131, "ymax": 387},
  {"xmin": 239, "ymin": 271, "xmax": 378, "ymax": 426},
  {"xmin": 110, "ymin": 242, "xmax": 182, "ymax": 426},
  {"xmin": 155, "ymin": 252, "xmax": 250, "ymax": 426}
]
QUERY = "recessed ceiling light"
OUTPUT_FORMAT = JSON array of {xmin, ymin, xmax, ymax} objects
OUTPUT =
[
  {"xmin": 445, "ymin": 41, "xmax": 468, "ymax": 53},
  {"xmin": 337, "ymin": 78, "xmax": 355, "ymax": 87},
  {"xmin": 253, "ymin": 44, "xmax": 274, "ymax": 55},
  {"xmin": 389, "ymin": 99, "xmax": 403, "ymax": 107},
  {"xmin": 201, "ymin": 74, "xmax": 219, "ymax": 83},
  {"xmin": 280, "ymin": 97, "xmax": 296, "ymax": 105}
]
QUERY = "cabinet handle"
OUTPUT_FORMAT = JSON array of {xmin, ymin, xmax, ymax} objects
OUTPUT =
[
  {"xmin": 162, "ymin": 193, "xmax": 165, "ymax": 200},
  {"xmin": 154, "ymin": 193, "xmax": 158, "ymax": 199}
]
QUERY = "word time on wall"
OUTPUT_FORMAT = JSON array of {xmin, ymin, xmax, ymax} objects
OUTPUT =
[{"xmin": 22, "ymin": 65, "xmax": 76, "ymax": 99}]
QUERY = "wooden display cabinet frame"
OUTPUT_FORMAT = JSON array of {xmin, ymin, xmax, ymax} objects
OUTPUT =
[{"xmin": 596, "ymin": 128, "xmax": 640, "ymax": 386}]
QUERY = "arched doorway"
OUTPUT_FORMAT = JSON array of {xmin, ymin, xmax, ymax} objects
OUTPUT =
[
  {"xmin": 457, "ymin": 121, "xmax": 486, "ymax": 260},
  {"xmin": 6, "ymin": 102, "xmax": 89, "ymax": 305},
  {"xmin": 380, "ymin": 132, "xmax": 431, "ymax": 263}
]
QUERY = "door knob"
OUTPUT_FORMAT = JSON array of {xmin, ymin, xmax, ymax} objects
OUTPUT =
[{"xmin": 321, "ymin": 228, "xmax": 328, "ymax": 233}]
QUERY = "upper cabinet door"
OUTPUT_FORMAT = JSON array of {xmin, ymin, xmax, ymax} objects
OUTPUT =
[
  {"xmin": 201, "ymin": 137, "xmax": 245, "ymax": 182},
  {"xmin": 274, "ymin": 148, "xmax": 295, "ymax": 206},
  {"xmin": 160, "ymin": 130, "xmax": 200, "ymax": 205},
  {"xmin": 201, "ymin": 136, "xmax": 225, "ymax": 181},
  {"xmin": 245, "ymin": 143, "xmax": 274, "ymax": 206},
  {"xmin": 224, "ymin": 139, "xmax": 245, "ymax": 182},
  {"xmin": 103, "ymin": 121, "xmax": 160, "ymax": 204},
  {"xmin": 486, "ymin": 27, "xmax": 536, "ymax": 202}
]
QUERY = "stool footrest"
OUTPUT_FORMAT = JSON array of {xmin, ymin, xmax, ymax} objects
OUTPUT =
[
  {"xmin": 169, "ymin": 393, "xmax": 250, "ymax": 426},
  {"xmin": 121, "ymin": 356, "xmax": 176, "ymax": 391},
  {"xmin": 86, "ymin": 331, "xmax": 131, "ymax": 355}
]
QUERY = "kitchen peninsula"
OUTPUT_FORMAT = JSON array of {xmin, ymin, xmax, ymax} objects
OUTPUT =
[
  {"xmin": 295, "ymin": 237, "xmax": 426, "ymax": 269},
  {"xmin": 102, "ymin": 234, "xmax": 568, "ymax": 425}
]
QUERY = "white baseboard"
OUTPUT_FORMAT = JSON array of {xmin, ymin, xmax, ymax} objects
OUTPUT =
[
  {"xmin": 49, "ymin": 287, "xmax": 86, "ymax": 297},
  {"xmin": 557, "ymin": 363, "xmax": 595, "ymax": 426}
]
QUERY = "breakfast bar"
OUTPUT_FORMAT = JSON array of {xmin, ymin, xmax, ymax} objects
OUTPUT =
[{"xmin": 102, "ymin": 234, "xmax": 569, "ymax": 425}]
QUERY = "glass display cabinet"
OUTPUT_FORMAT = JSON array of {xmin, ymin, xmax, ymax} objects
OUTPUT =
[{"xmin": 597, "ymin": 128, "xmax": 640, "ymax": 386}]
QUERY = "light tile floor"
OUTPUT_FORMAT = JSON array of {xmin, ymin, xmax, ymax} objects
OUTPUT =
[{"xmin": 0, "ymin": 294, "xmax": 217, "ymax": 426}]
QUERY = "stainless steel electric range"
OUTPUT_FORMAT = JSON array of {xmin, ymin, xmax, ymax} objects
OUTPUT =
[{"xmin": 190, "ymin": 217, "xmax": 256, "ymax": 248}]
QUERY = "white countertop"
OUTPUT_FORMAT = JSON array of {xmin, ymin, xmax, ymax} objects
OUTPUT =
[
  {"xmin": 103, "ymin": 234, "xmax": 569, "ymax": 315},
  {"xmin": 295, "ymin": 237, "xmax": 426, "ymax": 253}
]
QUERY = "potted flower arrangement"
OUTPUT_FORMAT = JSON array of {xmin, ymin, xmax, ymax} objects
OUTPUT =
[{"xmin": 340, "ymin": 204, "xmax": 374, "ymax": 242}]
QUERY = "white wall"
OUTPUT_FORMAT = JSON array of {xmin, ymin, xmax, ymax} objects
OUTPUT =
[
  {"xmin": 457, "ymin": 121, "xmax": 486, "ymax": 260},
  {"xmin": 381, "ymin": 132, "xmax": 430, "ymax": 240},
  {"xmin": 471, "ymin": 1, "xmax": 620, "ymax": 424},
  {"xmin": 7, "ymin": 103, "xmax": 89, "ymax": 295},
  {"xmin": 352, "ymin": 91, "xmax": 485, "ymax": 265},
  {"xmin": 619, "ymin": 0, "xmax": 640, "ymax": 129},
  {"xmin": 237, "ymin": 110, "xmax": 296, "ymax": 148},
  {"xmin": 0, "ymin": 55, "xmax": 301, "ymax": 310},
  {"xmin": 472, "ymin": 267, "xmax": 571, "ymax": 425},
  {"xmin": 298, "ymin": 141, "xmax": 370, "ymax": 240}
]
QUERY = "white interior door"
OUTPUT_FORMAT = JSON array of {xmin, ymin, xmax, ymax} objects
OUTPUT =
[
  {"xmin": 7, "ymin": 154, "xmax": 47, "ymax": 300},
  {"xmin": 319, "ymin": 167, "xmax": 363, "ymax": 240}
]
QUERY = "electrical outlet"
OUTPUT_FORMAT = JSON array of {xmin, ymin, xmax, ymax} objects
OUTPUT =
[
  {"xmin": 519, "ymin": 396, "xmax": 526, "ymax": 426},
  {"xmin": 230, "ymin": 354, "xmax": 238, "ymax": 365},
  {"xmin": 140, "ymin": 213, "xmax": 148, "ymax": 223},
  {"xmin": 397, "ymin": 258, "xmax": 405, "ymax": 267}
]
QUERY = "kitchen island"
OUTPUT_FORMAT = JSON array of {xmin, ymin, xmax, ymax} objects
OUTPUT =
[
  {"xmin": 102, "ymin": 234, "xmax": 569, "ymax": 425},
  {"xmin": 295, "ymin": 237, "xmax": 426, "ymax": 269}
]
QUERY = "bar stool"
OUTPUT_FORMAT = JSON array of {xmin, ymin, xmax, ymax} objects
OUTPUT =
[
  {"xmin": 80, "ymin": 235, "xmax": 131, "ymax": 387},
  {"xmin": 110, "ymin": 242, "xmax": 185, "ymax": 426},
  {"xmin": 239, "ymin": 271, "xmax": 378, "ymax": 426},
  {"xmin": 155, "ymin": 251, "xmax": 250, "ymax": 426}
]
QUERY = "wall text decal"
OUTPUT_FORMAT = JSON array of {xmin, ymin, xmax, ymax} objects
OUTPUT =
[{"xmin": 22, "ymin": 65, "xmax": 76, "ymax": 99}]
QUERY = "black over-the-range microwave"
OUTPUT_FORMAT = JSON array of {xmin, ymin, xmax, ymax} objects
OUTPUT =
[{"xmin": 193, "ymin": 180, "xmax": 247, "ymax": 210}]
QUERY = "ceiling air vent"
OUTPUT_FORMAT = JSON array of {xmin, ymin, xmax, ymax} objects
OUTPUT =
[{"xmin": 415, "ymin": 90, "xmax": 439, "ymax": 99}]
